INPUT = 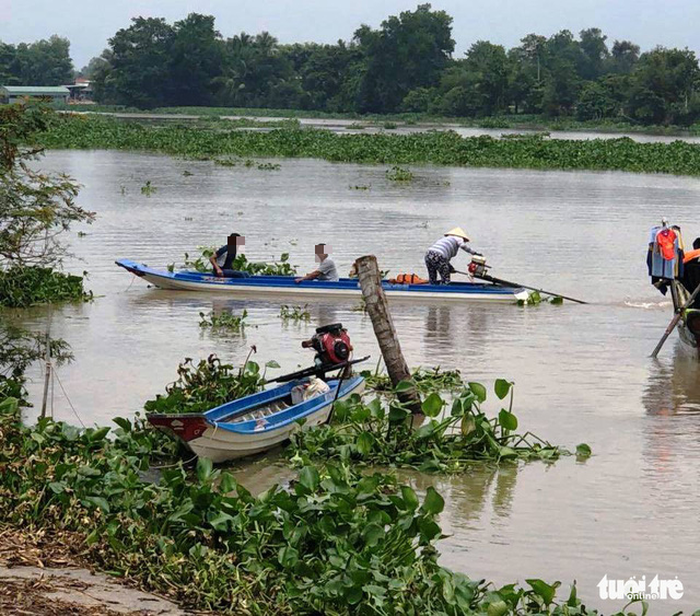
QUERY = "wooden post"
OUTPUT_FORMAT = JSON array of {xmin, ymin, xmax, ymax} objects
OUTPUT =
[{"xmin": 355, "ymin": 255, "xmax": 422, "ymax": 413}]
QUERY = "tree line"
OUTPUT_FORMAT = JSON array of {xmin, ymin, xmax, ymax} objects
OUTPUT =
[
  {"xmin": 4, "ymin": 4, "xmax": 700, "ymax": 126},
  {"xmin": 0, "ymin": 36, "xmax": 74, "ymax": 87}
]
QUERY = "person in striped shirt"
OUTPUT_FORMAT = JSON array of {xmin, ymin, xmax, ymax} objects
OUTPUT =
[{"xmin": 424, "ymin": 227, "xmax": 481, "ymax": 285}]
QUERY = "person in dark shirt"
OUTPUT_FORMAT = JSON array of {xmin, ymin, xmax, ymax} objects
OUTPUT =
[{"xmin": 209, "ymin": 233, "xmax": 246, "ymax": 277}]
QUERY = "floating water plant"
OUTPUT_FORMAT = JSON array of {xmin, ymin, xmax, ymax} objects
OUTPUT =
[
  {"xmin": 386, "ymin": 165, "xmax": 414, "ymax": 182},
  {"xmin": 279, "ymin": 304, "xmax": 311, "ymax": 322},
  {"xmin": 198, "ymin": 309, "xmax": 248, "ymax": 332},
  {"xmin": 290, "ymin": 378, "xmax": 590, "ymax": 471},
  {"xmin": 140, "ymin": 180, "xmax": 156, "ymax": 196}
]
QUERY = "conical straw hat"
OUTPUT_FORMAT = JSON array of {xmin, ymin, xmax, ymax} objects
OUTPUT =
[{"xmin": 445, "ymin": 227, "xmax": 470, "ymax": 241}]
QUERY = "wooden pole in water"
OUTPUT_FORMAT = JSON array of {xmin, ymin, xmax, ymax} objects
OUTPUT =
[
  {"xmin": 355, "ymin": 255, "xmax": 422, "ymax": 414},
  {"xmin": 40, "ymin": 323, "xmax": 51, "ymax": 420}
]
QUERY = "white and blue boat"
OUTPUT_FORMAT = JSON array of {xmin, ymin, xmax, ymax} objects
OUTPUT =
[
  {"xmin": 116, "ymin": 259, "xmax": 530, "ymax": 303},
  {"xmin": 147, "ymin": 375, "xmax": 364, "ymax": 463}
]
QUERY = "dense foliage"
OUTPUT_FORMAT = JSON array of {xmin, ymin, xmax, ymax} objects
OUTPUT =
[
  {"xmin": 0, "ymin": 35, "xmax": 73, "ymax": 86},
  {"xmin": 0, "ymin": 266, "xmax": 91, "ymax": 308},
  {"xmin": 143, "ymin": 355, "xmax": 266, "ymax": 415},
  {"xmin": 290, "ymin": 379, "xmax": 589, "ymax": 471},
  {"xmin": 0, "ymin": 390, "xmax": 616, "ymax": 615},
  {"xmin": 63, "ymin": 6, "xmax": 700, "ymax": 126},
  {"xmin": 37, "ymin": 114, "xmax": 700, "ymax": 176}
]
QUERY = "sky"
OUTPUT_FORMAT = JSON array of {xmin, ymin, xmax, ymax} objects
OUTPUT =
[{"xmin": 1, "ymin": 0, "xmax": 700, "ymax": 69}]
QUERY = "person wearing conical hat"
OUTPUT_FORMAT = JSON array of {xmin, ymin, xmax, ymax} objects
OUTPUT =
[{"xmin": 424, "ymin": 227, "xmax": 481, "ymax": 285}]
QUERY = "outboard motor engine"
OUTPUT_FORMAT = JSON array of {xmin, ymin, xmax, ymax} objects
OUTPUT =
[
  {"xmin": 302, "ymin": 323, "xmax": 353, "ymax": 370},
  {"xmin": 468, "ymin": 255, "xmax": 490, "ymax": 278}
]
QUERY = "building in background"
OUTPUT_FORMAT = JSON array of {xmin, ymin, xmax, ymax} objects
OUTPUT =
[
  {"xmin": 65, "ymin": 78, "xmax": 94, "ymax": 102},
  {"xmin": 0, "ymin": 85, "xmax": 70, "ymax": 104}
]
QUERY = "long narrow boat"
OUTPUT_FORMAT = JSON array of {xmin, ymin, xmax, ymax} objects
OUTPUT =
[
  {"xmin": 147, "ymin": 375, "xmax": 364, "ymax": 463},
  {"xmin": 116, "ymin": 259, "xmax": 530, "ymax": 303}
]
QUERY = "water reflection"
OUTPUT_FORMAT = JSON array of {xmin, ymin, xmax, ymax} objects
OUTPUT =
[
  {"xmin": 397, "ymin": 463, "xmax": 519, "ymax": 528},
  {"xmin": 643, "ymin": 343, "xmax": 700, "ymax": 416}
]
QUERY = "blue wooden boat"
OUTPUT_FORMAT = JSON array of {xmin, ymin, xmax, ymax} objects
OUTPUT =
[
  {"xmin": 116, "ymin": 259, "xmax": 529, "ymax": 303},
  {"xmin": 147, "ymin": 375, "xmax": 364, "ymax": 462}
]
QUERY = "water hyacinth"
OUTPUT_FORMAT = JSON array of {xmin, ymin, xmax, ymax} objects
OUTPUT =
[
  {"xmin": 290, "ymin": 379, "xmax": 590, "ymax": 471},
  {"xmin": 0, "ymin": 395, "xmax": 612, "ymax": 615},
  {"xmin": 34, "ymin": 114, "xmax": 700, "ymax": 176}
]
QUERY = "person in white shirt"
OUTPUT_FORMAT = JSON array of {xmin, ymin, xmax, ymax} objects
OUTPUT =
[
  {"xmin": 295, "ymin": 243, "xmax": 339, "ymax": 283},
  {"xmin": 424, "ymin": 227, "xmax": 480, "ymax": 285}
]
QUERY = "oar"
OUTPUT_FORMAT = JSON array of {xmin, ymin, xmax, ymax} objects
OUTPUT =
[
  {"xmin": 650, "ymin": 284, "xmax": 700, "ymax": 358},
  {"xmin": 454, "ymin": 270, "xmax": 589, "ymax": 305}
]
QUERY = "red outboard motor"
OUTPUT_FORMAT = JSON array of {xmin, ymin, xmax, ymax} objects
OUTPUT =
[{"xmin": 302, "ymin": 323, "xmax": 353, "ymax": 369}]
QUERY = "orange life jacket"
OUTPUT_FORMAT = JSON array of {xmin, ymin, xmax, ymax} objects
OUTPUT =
[
  {"xmin": 683, "ymin": 248, "xmax": 700, "ymax": 264},
  {"xmin": 389, "ymin": 273, "xmax": 428, "ymax": 285}
]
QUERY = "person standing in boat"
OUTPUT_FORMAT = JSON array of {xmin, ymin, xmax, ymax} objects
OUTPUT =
[
  {"xmin": 425, "ymin": 227, "xmax": 481, "ymax": 285},
  {"xmin": 210, "ymin": 233, "xmax": 246, "ymax": 277},
  {"xmin": 295, "ymin": 243, "xmax": 339, "ymax": 283}
]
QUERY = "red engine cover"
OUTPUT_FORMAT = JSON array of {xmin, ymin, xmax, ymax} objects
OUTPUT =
[{"xmin": 320, "ymin": 331, "xmax": 353, "ymax": 364}]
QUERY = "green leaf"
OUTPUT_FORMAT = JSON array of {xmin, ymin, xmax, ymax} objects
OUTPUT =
[
  {"xmin": 112, "ymin": 417, "xmax": 131, "ymax": 432},
  {"xmin": 550, "ymin": 296, "xmax": 564, "ymax": 305},
  {"xmin": 494, "ymin": 379, "xmax": 512, "ymax": 400},
  {"xmin": 362, "ymin": 523, "xmax": 384, "ymax": 547},
  {"xmin": 278, "ymin": 545, "xmax": 299, "ymax": 569},
  {"xmin": 418, "ymin": 517, "xmax": 442, "ymax": 542},
  {"xmin": 468, "ymin": 382, "xmax": 487, "ymax": 403},
  {"xmin": 395, "ymin": 380, "xmax": 415, "ymax": 393},
  {"xmin": 487, "ymin": 600, "xmax": 509, "ymax": 616},
  {"xmin": 401, "ymin": 486, "xmax": 419, "ymax": 511},
  {"xmin": 88, "ymin": 426, "xmax": 110, "ymax": 442},
  {"xmin": 498, "ymin": 409, "xmax": 518, "ymax": 431},
  {"xmin": 421, "ymin": 392, "xmax": 444, "ymax": 417},
  {"xmin": 421, "ymin": 486, "xmax": 445, "ymax": 515},
  {"xmin": 576, "ymin": 443, "xmax": 592, "ymax": 458},
  {"xmin": 84, "ymin": 496, "xmax": 110, "ymax": 513},
  {"xmin": 388, "ymin": 405, "xmax": 409, "ymax": 424},
  {"xmin": 196, "ymin": 457, "xmax": 213, "ymax": 483},
  {"xmin": 526, "ymin": 579, "xmax": 560, "ymax": 605},
  {"xmin": 265, "ymin": 360, "xmax": 281, "ymax": 369},
  {"xmin": 356, "ymin": 431, "xmax": 374, "ymax": 456},
  {"xmin": 298, "ymin": 466, "xmax": 320, "ymax": 492}
]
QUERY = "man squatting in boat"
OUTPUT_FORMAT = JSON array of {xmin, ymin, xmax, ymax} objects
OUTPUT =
[
  {"xmin": 210, "ymin": 233, "xmax": 246, "ymax": 277},
  {"xmin": 295, "ymin": 243, "xmax": 340, "ymax": 283},
  {"xmin": 424, "ymin": 227, "xmax": 482, "ymax": 285}
]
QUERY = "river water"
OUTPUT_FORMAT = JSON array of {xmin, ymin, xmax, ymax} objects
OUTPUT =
[{"xmin": 13, "ymin": 149, "xmax": 700, "ymax": 613}]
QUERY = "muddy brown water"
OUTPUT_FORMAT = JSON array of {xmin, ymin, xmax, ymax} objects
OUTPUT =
[{"xmin": 11, "ymin": 149, "xmax": 700, "ymax": 613}]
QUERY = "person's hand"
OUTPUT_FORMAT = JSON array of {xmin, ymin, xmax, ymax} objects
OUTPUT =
[
  {"xmin": 214, "ymin": 266, "xmax": 224, "ymax": 278},
  {"xmin": 295, "ymin": 278, "xmax": 303, "ymax": 284}
]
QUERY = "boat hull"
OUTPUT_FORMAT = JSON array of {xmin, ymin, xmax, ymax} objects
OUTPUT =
[
  {"xmin": 116, "ymin": 259, "xmax": 529, "ymax": 304},
  {"xmin": 148, "ymin": 376, "xmax": 364, "ymax": 463}
]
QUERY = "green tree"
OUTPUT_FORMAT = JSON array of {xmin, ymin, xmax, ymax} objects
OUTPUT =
[
  {"xmin": 0, "ymin": 103, "xmax": 94, "ymax": 267},
  {"xmin": 169, "ymin": 14, "xmax": 224, "ymax": 106},
  {"xmin": 217, "ymin": 31, "xmax": 300, "ymax": 108},
  {"xmin": 353, "ymin": 4, "xmax": 454, "ymax": 113},
  {"xmin": 12, "ymin": 36, "xmax": 73, "ymax": 85},
  {"xmin": 608, "ymin": 40, "xmax": 640, "ymax": 74},
  {"xmin": 100, "ymin": 17, "xmax": 175, "ymax": 108},
  {"xmin": 579, "ymin": 28, "xmax": 609, "ymax": 80},
  {"xmin": 628, "ymin": 47, "xmax": 700, "ymax": 124}
]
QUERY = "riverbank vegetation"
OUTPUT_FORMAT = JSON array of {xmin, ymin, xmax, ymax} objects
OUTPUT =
[
  {"xmin": 0, "ymin": 103, "xmax": 94, "ymax": 308},
  {"xmin": 36, "ymin": 113, "xmax": 700, "ymax": 176},
  {"xmin": 0, "ymin": 350, "xmax": 610, "ymax": 615}
]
